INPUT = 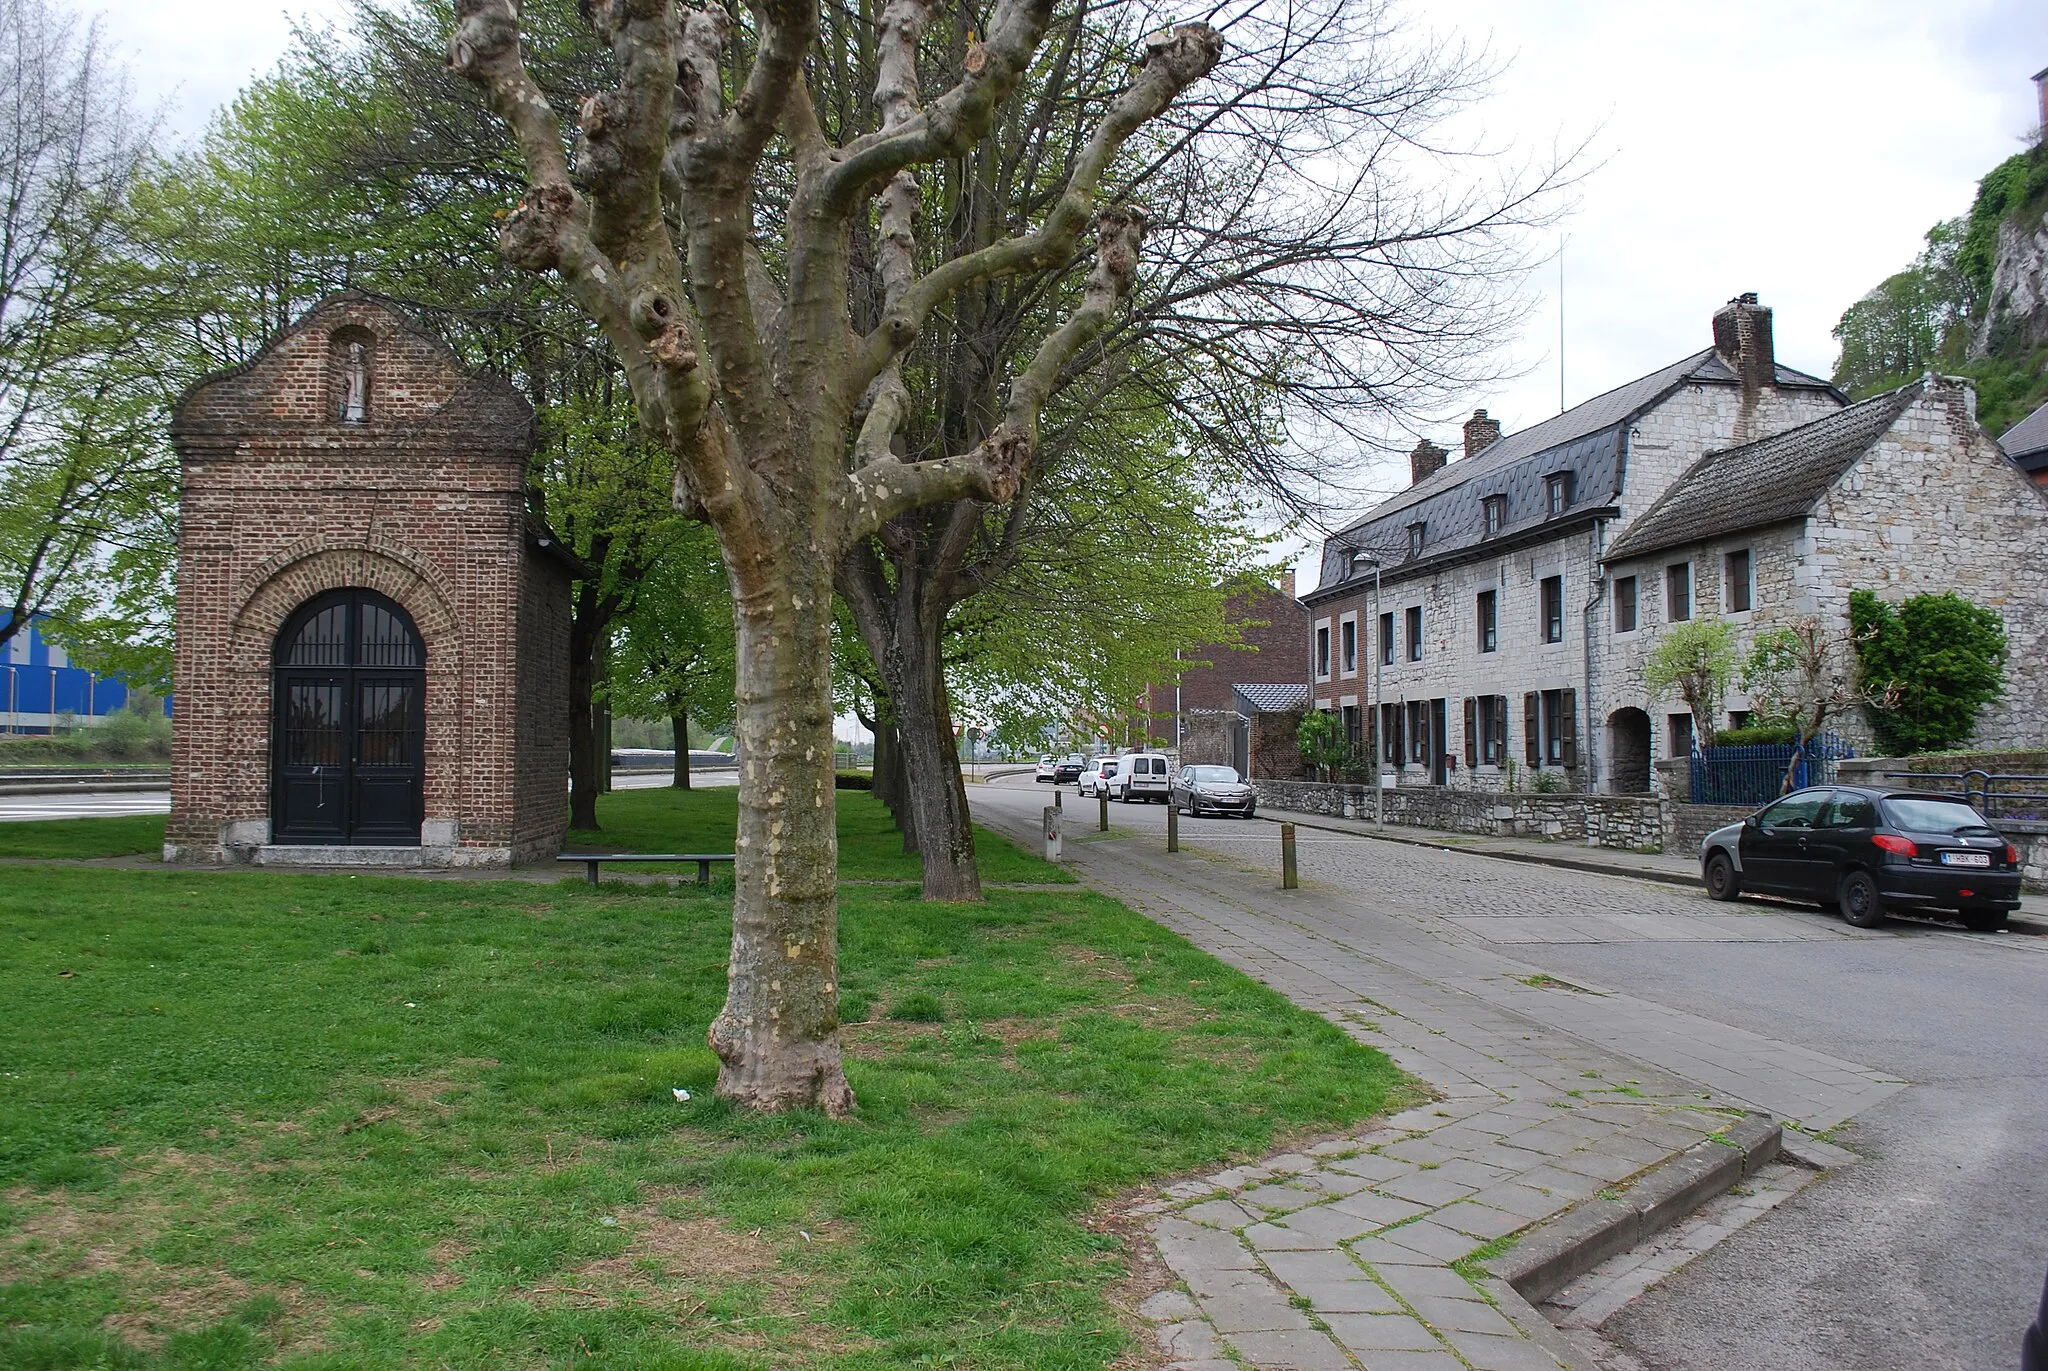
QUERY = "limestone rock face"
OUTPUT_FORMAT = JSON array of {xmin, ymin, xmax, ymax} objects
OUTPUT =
[{"xmin": 1974, "ymin": 206, "xmax": 2048, "ymax": 357}]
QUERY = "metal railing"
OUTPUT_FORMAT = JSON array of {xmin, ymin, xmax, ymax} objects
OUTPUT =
[
  {"xmin": 1876, "ymin": 769, "xmax": 2048, "ymax": 824},
  {"xmin": 1689, "ymin": 731, "xmax": 1852, "ymax": 806}
]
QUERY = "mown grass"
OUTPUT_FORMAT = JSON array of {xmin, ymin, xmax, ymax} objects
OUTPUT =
[
  {"xmin": 572, "ymin": 785, "xmax": 1070, "ymax": 885},
  {"xmin": 0, "ymin": 814, "xmax": 165, "ymax": 860},
  {"xmin": 0, "ymin": 859, "xmax": 1398, "ymax": 1368}
]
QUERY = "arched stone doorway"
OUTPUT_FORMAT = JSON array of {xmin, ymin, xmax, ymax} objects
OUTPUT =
[
  {"xmin": 271, "ymin": 589, "xmax": 425, "ymax": 844},
  {"xmin": 1607, "ymin": 707, "xmax": 1653, "ymax": 794}
]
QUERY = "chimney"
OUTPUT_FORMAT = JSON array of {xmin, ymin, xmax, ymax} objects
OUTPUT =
[
  {"xmin": 1463, "ymin": 409, "xmax": 1502, "ymax": 459},
  {"xmin": 1409, "ymin": 437, "xmax": 1449, "ymax": 486},
  {"xmin": 1280, "ymin": 567, "xmax": 1296, "ymax": 600},
  {"xmin": 1711, "ymin": 293, "xmax": 1776, "ymax": 395}
]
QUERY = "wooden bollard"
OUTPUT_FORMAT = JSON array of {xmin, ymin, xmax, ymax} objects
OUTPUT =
[
  {"xmin": 1281, "ymin": 823, "xmax": 1298, "ymax": 889},
  {"xmin": 1098, "ymin": 791, "xmax": 1110, "ymax": 832},
  {"xmin": 1166, "ymin": 801, "xmax": 1179, "ymax": 853}
]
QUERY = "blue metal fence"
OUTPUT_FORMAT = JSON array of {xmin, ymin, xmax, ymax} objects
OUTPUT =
[{"xmin": 1689, "ymin": 731, "xmax": 1852, "ymax": 806}]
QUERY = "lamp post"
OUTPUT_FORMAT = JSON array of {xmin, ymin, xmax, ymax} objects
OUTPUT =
[{"xmin": 1350, "ymin": 550, "xmax": 1383, "ymax": 826}]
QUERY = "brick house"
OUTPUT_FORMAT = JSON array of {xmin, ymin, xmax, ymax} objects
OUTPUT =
[
  {"xmin": 1143, "ymin": 572, "xmax": 1308, "ymax": 768},
  {"xmin": 165, "ymin": 294, "xmax": 572, "ymax": 866}
]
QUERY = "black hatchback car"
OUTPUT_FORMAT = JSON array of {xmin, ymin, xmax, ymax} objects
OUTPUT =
[{"xmin": 1699, "ymin": 785, "xmax": 2022, "ymax": 931}]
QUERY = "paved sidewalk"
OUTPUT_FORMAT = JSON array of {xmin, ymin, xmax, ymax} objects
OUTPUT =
[
  {"xmin": 971, "ymin": 795, "xmax": 1905, "ymax": 1371},
  {"xmin": 1252, "ymin": 804, "xmax": 2048, "ymax": 933}
]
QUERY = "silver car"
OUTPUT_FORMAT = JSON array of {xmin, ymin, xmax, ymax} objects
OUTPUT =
[{"xmin": 1170, "ymin": 764, "xmax": 1257, "ymax": 818}]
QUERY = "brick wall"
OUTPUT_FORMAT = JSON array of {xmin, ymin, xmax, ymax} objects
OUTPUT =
[
  {"xmin": 166, "ymin": 294, "xmax": 567, "ymax": 867},
  {"xmin": 1147, "ymin": 580, "xmax": 1308, "ymax": 727}
]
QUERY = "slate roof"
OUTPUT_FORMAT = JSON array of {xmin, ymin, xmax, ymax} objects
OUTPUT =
[
  {"xmin": 1310, "ymin": 349, "xmax": 1834, "ymax": 596},
  {"xmin": 2003, "ymin": 397, "xmax": 2048, "ymax": 466},
  {"xmin": 1602, "ymin": 382, "xmax": 1923, "ymax": 564},
  {"xmin": 1233, "ymin": 682, "xmax": 1308, "ymax": 714}
]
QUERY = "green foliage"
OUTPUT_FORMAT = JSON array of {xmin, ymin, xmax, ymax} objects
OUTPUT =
[
  {"xmin": 0, "ymin": 814, "xmax": 164, "ymax": 859},
  {"xmin": 0, "ymin": 855, "xmax": 1398, "ymax": 1368},
  {"xmin": 1296, "ymin": 708, "xmax": 1349, "ymax": 781},
  {"xmin": 1710, "ymin": 725, "xmax": 1798, "ymax": 748},
  {"xmin": 1530, "ymin": 769, "xmax": 1568, "ymax": 794},
  {"xmin": 1849, "ymin": 589, "xmax": 2007, "ymax": 754},
  {"xmin": 1958, "ymin": 147, "xmax": 2048, "ymax": 305},
  {"xmin": 1831, "ymin": 218, "xmax": 1971, "ymax": 396},
  {"xmin": 1642, "ymin": 620, "xmax": 1738, "ymax": 737},
  {"xmin": 606, "ymin": 523, "xmax": 736, "ymax": 738},
  {"xmin": 833, "ymin": 771, "xmax": 874, "ymax": 790}
]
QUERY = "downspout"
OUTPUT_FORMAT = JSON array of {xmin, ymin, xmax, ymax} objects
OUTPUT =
[{"xmin": 1582, "ymin": 517, "xmax": 1607, "ymax": 795}]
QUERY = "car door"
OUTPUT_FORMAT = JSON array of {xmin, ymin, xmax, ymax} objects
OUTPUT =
[
  {"xmin": 1741, "ymin": 791, "xmax": 1830, "ymax": 893},
  {"xmin": 1810, "ymin": 791, "xmax": 1878, "ymax": 892}
]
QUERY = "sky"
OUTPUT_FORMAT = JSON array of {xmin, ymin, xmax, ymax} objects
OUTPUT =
[{"xmin": 88, "ymin": 0, "xmax": 2048, "ymax": 590}]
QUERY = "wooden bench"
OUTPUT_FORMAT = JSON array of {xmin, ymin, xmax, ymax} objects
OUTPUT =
[{"xmin": 558, "ymin": 853, "xmax": 736, "ymax": 887}]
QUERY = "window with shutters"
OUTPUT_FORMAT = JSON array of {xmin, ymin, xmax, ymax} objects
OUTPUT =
[
  {"xmin": 1477, "ymin": 589, "xmax": 1497, "ymax": 653},
  {"xmin": 1468, "ymin": 694, "xmax": 1502, "ymax": 765},
  {"xmin": 1405, "ymin": 606, "xmax": 1423, "ymax": 661},
  {"xmin": 1380, "ymin": 702, "xmax": 1403, "ymax": 764},
  {"xmin": 1540, "ymin": 575, "xmax": 1563, "ymax": 643},
  {"xmin": 1537, "ymin": 688, "xmax": 1578, "ymax": 767},
  {"xmin": 1613, "ymin": 575, "xmax": 1638, "ymax": 633},
  {"xmin": 1666, "ymin": 561, "xmax": 1692, "ymax": 621},
  {"xmin": 1406, "ymin": 700, "xmax": 1429, "ymax": 764}
]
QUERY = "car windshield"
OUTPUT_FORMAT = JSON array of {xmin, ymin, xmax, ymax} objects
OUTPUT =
[
  {"xmin": 1188, "ymin": 766, "xmax": 1240, "ymax": 783},
  {"xmin": 1882, "ymin": 795, "xmax": 1997, "ymax": 833}
]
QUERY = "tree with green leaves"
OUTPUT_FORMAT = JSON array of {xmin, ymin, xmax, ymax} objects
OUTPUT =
[
  {"xmin": 1643, "ymin": 620, "xmax": 1738, "ymax": 750},
  {"xmin": 1848, "ymin": 589, "xmax": 2006, "ymax": 755},
  {"xmin": 1741, "ymin": 616, "xmax": 1897, "ymax": 793},
  {"xmin": 608, "ymin": 523, "xmax": 737, "ymax": 789},
  {"xmin": 1297, "ymin": 708, "xmax": 1347, "ymax": 783}
]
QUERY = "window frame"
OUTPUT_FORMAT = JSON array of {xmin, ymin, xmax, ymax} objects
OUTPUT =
[
  {"xmin": 1613, "ymin": 575, "xmax": 1638, "ymax": 634},
  {"xmin": 1540, "ymin": 574, "xmax": 1564, "ymax": 644},
  {"xmin": 1545, "ymin": 472, "xmax": 1572, "ymax": 516},
  {"xmin": 1725, "ymin": 548, "xmax": 1753, "ymax": 613},
  {"xmin": 1665, "ymin": 560, "xmax": 1692, "ymax": 622},
  {"xmin": 1404, "ymin": 605, "xmax": 1423, "ymax": 662},
  {"xmin": 1407, "ymin": 521, "xmax": 1427, "ymax": 559},
  {"xmin": 1378, "ymin": 611, "xmax": 1395, "ymax": 667},
  {"xmin": 1482, "ymin": 494, "xmax": 1507, "ymax": 536},
  {"xmin": 1314, "ymin": 623, "xmax": 1331, "ymax": 679},
  {"xmin": 1477, "ymin": 589, "xmax": 1498, "ymax": 653},
  {"xmin": 1339, "ymin": 615, "xmax": 1357, "ymax": 676}
]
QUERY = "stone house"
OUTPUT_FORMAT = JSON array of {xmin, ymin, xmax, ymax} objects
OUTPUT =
[
  {"xmin": 1303, "ymin": 295, "xmax": 1841, "ymax": 793},
  {"xmin": 166, "ymin": 294, "xmax": 572, "ymax": 866},
  {"xmin": 1303, "ymin": 294, "xmax": 2048, "ymax": 793}
]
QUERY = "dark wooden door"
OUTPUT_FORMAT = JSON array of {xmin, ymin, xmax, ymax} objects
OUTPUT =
[{"xmin": 272, "ymin": 592, "xmax": 424, "ymax": 845}]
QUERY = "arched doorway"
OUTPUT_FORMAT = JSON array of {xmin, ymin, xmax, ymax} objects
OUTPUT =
[
  {"xmin": 1607, "ymin": 707, "xmax": 1653, "ymax": 794},
  {"xmin": 272, "ymin": 590, "xmax": 424, "ymax": 844}
]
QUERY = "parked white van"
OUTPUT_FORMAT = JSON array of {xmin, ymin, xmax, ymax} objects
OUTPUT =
[{"xmin": 1114, "ymin": 752, "xmax": 1172, "ymax": 803}]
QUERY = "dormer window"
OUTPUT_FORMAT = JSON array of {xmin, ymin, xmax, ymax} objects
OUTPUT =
[
  {"xmin": 1482, "ymin": 495, "xmax": 1507, "ymax": 536},
  {"xmin": 1545, "ymin": 472, "xmax": 1573, "ymax": 517},
  {"xmin": 1407, "ymin": 522, "xmax": 1426, "ymax": 558}
]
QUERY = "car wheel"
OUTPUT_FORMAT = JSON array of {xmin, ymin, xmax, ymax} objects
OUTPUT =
[
  {"xmin": 1703, "ymin": 851, "xmax": 1740, "ymax": 901},
  {"xmin": 1960, "ymin": 907, "xmax": 2009, "ymax": 933},
  {"xmin": 1839, "ymin": 869, "xmax": 1886, "ymax": 928}
]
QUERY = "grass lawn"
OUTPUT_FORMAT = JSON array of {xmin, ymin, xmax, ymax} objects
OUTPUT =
[
  {"xmin": 571, "ymin": 786, "xmax": 1070, "ymax": 885},
  {"xmin": 0, "ymin": 815, "xmax": 166, "ymax": 860},
  {"xmin": 0, "ymin": 805, "xmax": 1402, "ymax": 1369}
]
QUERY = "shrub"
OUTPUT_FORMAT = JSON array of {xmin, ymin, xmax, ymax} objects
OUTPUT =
[
  {"xmin": 1531, "ymin": 769, "xmax": 1568, "ymax": 794},
  {"xmin": 1711, "ymin": 725, "xmax": 1798, "ymax": 748},
  {"xmin": 834, "ymin": 771, "xmax": 874, "ymax": 790},
  {"xmin": 1850, "ymin": 590, "xmax": 2007, "ymax": 755}
]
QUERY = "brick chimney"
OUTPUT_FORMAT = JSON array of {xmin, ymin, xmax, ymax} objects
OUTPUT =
[
  {"xmin": 1280, "ymin": 567, "xmax": 1296, "ymax": 601},
  {"xmin": 1409, "ymin": 437, "xmax": 1449, "ymax": 486},
  {"xmin": 1711, "ymin": 293, "xmax": 1776, "ymax": 395},
  {"xmin": 1462, "ymin": 409, "xmax": 1502, "ymax": 459}
]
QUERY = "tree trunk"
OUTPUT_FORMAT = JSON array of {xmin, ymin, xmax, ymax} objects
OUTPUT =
[
  {"xmin": 864, "ymin": 702, "xmax": 912, "ymax": 843},
  {"xmin": 567, "ymin": 617, "xmax": 602, "ymax": 831},
  {"xmin": 671, "ymin": 711, "xmax": 691, "ymax": 790},
  {"xmin": 888, "ymin": 616, "xmax": 982, "ymax": 901},
  {"xmin": 707, "ymin": 560, "xmax": 854, "ymax": 1114}
]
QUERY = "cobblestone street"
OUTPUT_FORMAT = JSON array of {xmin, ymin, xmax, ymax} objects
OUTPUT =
[{"xmin": 971, "ymin": 778, "xmax": 2048, "ymax": 1370}]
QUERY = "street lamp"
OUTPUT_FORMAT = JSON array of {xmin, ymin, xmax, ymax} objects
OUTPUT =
[{"xmin": 1350, "ymin": 549, "xmax": 1383, "ymax": 826}]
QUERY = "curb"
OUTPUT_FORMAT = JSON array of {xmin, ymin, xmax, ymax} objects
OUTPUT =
[{"xmin": 1490, "ymin": 1113, "xmax": 1781, "ymax": 1306}]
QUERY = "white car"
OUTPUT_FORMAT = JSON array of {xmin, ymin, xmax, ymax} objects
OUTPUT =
[
  {"xmin": 1034, "ymin": 755, "xmax": 1057, "ymax": 783},
  {"xmin": 1115, "ymin": 752, "xmax": 1173, "ymax": 803},
  {"xmin": 1077, "ymin": 756, "xmax": 1117, "ymax": 797}
]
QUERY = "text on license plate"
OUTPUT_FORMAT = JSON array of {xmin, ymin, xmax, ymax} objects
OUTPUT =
[{"xmin": 1940, "ymin": 851, "xmax": 1991, "ymax": 867}]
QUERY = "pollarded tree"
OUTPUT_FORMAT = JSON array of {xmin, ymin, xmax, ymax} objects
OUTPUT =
[{"xmin": 448, "ymin": 0, "xmax": 1222, "ymax": 1112}]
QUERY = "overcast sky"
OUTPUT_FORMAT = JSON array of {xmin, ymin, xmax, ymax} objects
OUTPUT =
[{"xmin": 91, "ymin": 0, "xmax": 2048, "ymax": 582}]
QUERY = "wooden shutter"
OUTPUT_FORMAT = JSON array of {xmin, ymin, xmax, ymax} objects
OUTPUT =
[
  {"xmin": 1524, "ymin": 692, "xmax": 1540, "ymax": 765},
  {"xmin": 1493, "ymin": 695, "xmax": 1508, "ymax": 763},
  {"xmin": 1463, "ymin": 698, "xmax": 1477, "ymax": 768},
  {"xmin": 1560, "ymin": 688, "xmax": 1579, "ymax": 767},
  {"xmin": 1393, "ymin": 705, "xmax": 1406, "ymax": 765}
]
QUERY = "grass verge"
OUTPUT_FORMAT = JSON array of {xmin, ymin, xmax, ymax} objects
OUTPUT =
[
  {"xmin": 0, "ymin": 814, "xmax": 165, "ymax": 860},
  {"xmin": 0, "ymin": 861, "xmax": 1396, "ymax": 1368}
]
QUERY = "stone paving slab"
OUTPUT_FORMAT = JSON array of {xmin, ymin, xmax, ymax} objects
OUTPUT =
[{"xmin": 968, "ymin": 790, "xmax": 1910, "ymax": 1370}]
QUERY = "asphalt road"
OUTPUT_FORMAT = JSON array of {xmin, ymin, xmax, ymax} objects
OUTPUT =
[{"xmin": 975, "ymin": 774, "xmax": 2048, "ymax": 1371}]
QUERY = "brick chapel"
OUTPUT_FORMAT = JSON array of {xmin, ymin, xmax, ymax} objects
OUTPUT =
[{"xmin": 166, "ymin": 294, "xmax": 571, "ymax": 867}]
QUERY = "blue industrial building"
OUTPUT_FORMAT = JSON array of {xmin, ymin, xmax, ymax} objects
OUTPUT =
[{"xmin": 2, "ymin": 615, "xmax": 167, "ymax": 734}]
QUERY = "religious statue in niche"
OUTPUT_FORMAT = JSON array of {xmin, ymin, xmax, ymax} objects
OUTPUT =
[{"xmin": 337, "ymin": 339, "xmax": 369, "ymax": 423}]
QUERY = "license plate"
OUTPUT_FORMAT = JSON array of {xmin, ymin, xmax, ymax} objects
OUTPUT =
[{"xmin": 1940, "ymin": 850, "xmax": 1991, "ymax": 867}]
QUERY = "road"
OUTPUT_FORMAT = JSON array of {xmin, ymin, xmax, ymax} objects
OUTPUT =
[{"xmin": 973, "ymin": 774, "xmax": 2048, "ymax": 1371}]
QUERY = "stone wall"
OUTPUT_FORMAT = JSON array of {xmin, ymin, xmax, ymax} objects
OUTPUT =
[
  {"xmin": 1253, "ymin": 778, "xmax": 1667, "ymax": 850},
  {"xmin": 1178, "ymin": 708, "xmax": 1234, "ymax": 768},
  {"xmin": 1249, "ymin": 708, "xmax": 1307, "ymax": 780},
  {"xmin": 1669, "ymin": 804, "xmax": 1751, "ymax": 853}
]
